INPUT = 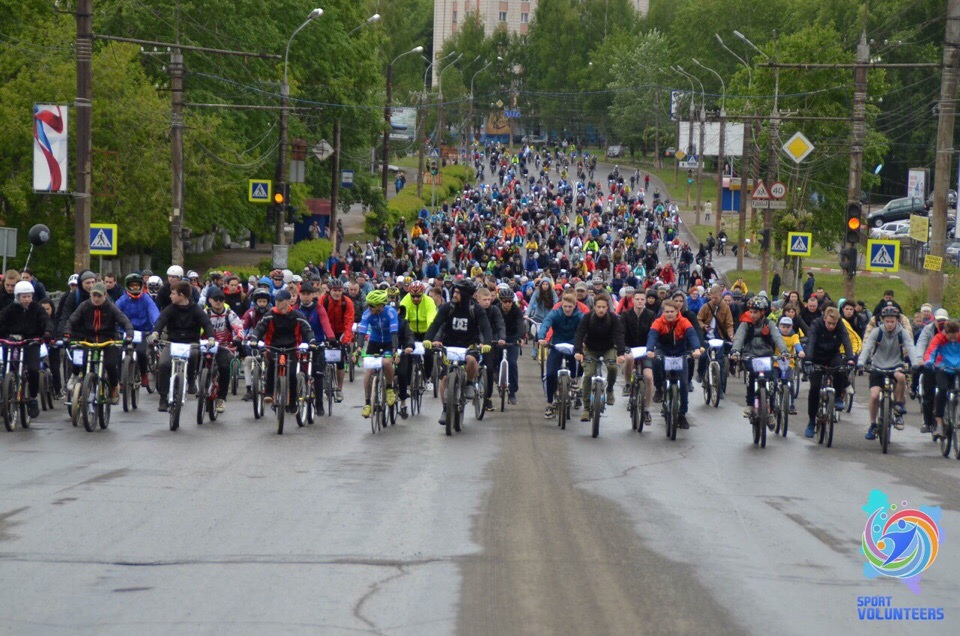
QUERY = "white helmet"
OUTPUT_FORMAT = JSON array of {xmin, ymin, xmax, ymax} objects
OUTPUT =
[
  {"xmin": 187, "ymin": 270, "xmax": 199, "ymax": 279},
  {"xmin": 147, "ymin": 275, "xmax": 162, "ymax": 286},
  {"xmin": 167, "ymin": 265, "xmax": 184, "ymax": 278},
  {"xmin": 14, "ymin": 281, "xmax": 34, "ymax": 297},
  {"xmin": 291, "ymin": 274, "xmax": 303, "ymax": 283},
  {"xmin": 282, "ymin": 269, "xmax": 293, "ymax": 284}
]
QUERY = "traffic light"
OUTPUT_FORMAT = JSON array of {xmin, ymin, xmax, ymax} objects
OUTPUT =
[
  {"xmin": 839, "ymin": 246, "xmax": 858, "ymax": 275},
  {"xmin": 273, "ymin": 191, "xmax": 285, "ymax": 205},
  {"xmin": 760, "ymin": 229, "xmax": 771, "ymax": 251},
  {"xmin": 845, "ymin": 203, "xmax": 862, "ymax": 244}
]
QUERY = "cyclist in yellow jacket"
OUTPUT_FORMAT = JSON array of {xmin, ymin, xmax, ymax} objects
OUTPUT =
[{"xmin": 399, "ymin": 281, "xmax": 438, "ymax": 391}]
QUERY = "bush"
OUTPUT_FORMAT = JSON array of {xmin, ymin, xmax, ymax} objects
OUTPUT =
[
  {"xmin": 364, "ymin": 165, "xmax": 475, "ymax": 234},
  {"xmin": 212, "ymin": 265, "xmax": 262, "ymax": 282},
  {"xmin": 286, "ymin": 239, "xmax": 333, "ymax": 273}
]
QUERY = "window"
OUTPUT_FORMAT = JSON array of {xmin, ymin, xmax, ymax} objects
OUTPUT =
[
  {"xmin": 520, "ymin": 12, "xmax": 528, "ymax": 23},
  {"xmin": 499, "ymin": 11, "xmax": 507, "ymax": 22},
  {"xmin": 452, "ymin": 10, "xmax": 457, "ymax": 23}
]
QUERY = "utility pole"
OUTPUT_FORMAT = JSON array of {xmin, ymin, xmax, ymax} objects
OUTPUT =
[
  {"xmin": 654, "ymin": 85, "xmax": 662, "ymax": 169},
  {"xmin": 695, "ymin": 102, "xmax": 705, "ymax": 225},
  {"xmin": 737, "ymin": 123, "xmax": 752, "ymax": 271},
  {"xmin": 844, "ymin": 31, "xmax": 870, "ymax": 299},
  {"xmin": 416, "ymin": 88, "xmax": 426, "ymax": 199},
  {"xmin": 74, "ymin": 0, "xmax": 93, "ymax": 272},
  {"xmin": 330, "ymin": 120, "xmax": 342, "ymax": 255},
  {"xmin": 170, "ymin": 49, "xmax": 185, "ymax": 265},
  {"xmin": 381, "ymin": 62, "xmax": 393, "ymax": 195},
  {"xmin": 928, "ymin": 0, "xmax": 960, "ymax": 304},
  {"xmin": 759, "ymin": 35, "xmax": 780, "ymax": 293},
  {"xmin": 276, "ymin": 82, "xmax": 289, "ymax": 247},
  {"xmin": 715, "ymin": 111, "xmax": 725, "ymax": 235}
]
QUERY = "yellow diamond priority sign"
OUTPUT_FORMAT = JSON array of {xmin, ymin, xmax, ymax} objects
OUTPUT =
[{"xmin": 783, "ymin": 131, "xmax": 814, "ymax": 164}]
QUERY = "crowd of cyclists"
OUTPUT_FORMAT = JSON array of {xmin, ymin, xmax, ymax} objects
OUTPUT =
[{"xmin": 0, "ymin": 142, "xmax": 957, "ymax": 450}]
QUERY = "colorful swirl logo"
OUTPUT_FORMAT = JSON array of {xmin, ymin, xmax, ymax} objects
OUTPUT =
[{"xmin": 861, "ymin": 490, "xmax": 942, "ymax": 593}]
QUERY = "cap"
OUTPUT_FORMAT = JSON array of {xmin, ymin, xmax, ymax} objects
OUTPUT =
[
  {"xmin": 300, "ymin": 281, "xmax": 315, "ymax": 294},
  {"xmin": 79, "ymin": 270, "xmax": 97, "ymax": 283},
  {"xmin": 779, "ymin": 316, "xmax": 793, "ymax": 326},
  {"xmin": 207, "ymin": 287, "xmax": 225, "ymax": 301},
  {"xmin": 935, "ymin": 309, "xmax": 950, "ymax": 321},
  {"xmin": 90, "ymin": 282, "xmax": 107, "ymax": 296},
  {"xmin": 274, "ymin": 289, "xmax": 292, "ymax": 303},
  {"xmin": 921, "ymin": 303, "xmax": 933, "ymax": 312}
]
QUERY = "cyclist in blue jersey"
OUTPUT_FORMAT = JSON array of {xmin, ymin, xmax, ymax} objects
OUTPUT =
[{"xmin": 355, "ymin": 289, "xmax": 400, "ymax": 418}]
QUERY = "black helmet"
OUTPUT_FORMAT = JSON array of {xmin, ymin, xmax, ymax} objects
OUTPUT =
[
  {"xmin": 880, "ymin": 305, "xmax": 900, "ymax": 318},
  {"xmin": 124, "ymin": 273, "xmax": 144, "ymax": 290},
  {"xmin": 251, "ymin": 288, "xmax": 271, "ymax": 303}
]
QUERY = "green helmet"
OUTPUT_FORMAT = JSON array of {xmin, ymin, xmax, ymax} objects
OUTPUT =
[{"xmin": 366, "ymin": 289, "xmax": 388, "ymax": 307}]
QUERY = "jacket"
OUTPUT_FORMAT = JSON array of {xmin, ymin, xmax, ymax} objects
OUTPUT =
[
  {"xmin": 116, "ymin": 291, "xmax": 161, "ymax": 332},
  {"xmin": 621, "ymin": 306, "xmax": 656, "ymax": 348},
  {"xmin": 206, "ymin": 306, "xmax": 244, "ymax": 350},
  {"xmin": 242, "ymin": 305, "xmax": 270, "ymax": 332},
  {"xmin": 250, "ymin": 308, "xmax": 315, "ymax": 348},
  {"xmin": 647, "ymin": 315, "xmax": 700, "ymax": 356},
  {"xmin": 538, "ymin": 307, "xmax": 584, "ymax": 345},
  {"xmin": 731, "ymin": 316, "xmax": 789, "ymax": 359},
  {"xmin": 297, "ymin": 301, "xmax": 335, "ymax": 343},
  {"xmin": 500, "ymin": 303, "xmax": 526, "ymax": 343},
  {"xmin": 67, "ymin": 299, "xmax": 134, "ymax": 342},
  {"xmin": 398, "ymin": 293, "xmax": 436, "ymax": 335},
  {"xmin": 804, "ymin": 317, "xmax": 854, "ymax": 364},
  {"xmin": 840, "ymin": 318, "xmax": 863, "ymax": 357},
  {"xmin": 152, "ymin": 302, "xmax": 214, "ymax": 344},
  {"xmin": 858, "ymin": 323, "xmax": 921, "ymax": 369},
  {"xmin": 426, "ymin": 300, "xmax": 493, "ymax": 347},
  {"xmin": 0, "ymin": 301, "xmax": 53, "ymax": 339},
  {"xmin": 916, "ymin": 321, "xmax": 942, "ymax": 358},
  {"xmin": 697, "ymin": 300, "xmax": 735, "ymax": 341},
  {"xmin": 320, "ymin": 293, "xmax": 355, "ymax": 341},
  {"xmin": 56, "ymin": 287, "xmax": 91, "ymax": 336},
  {"xmin": 358, "ymin": 306, "xmax": 400, "ymax": 344},
  {"xmin": 924, "ymin": 333, "xmax": 960, "ymax": 368},
  {"xmin": 574, "ymin": 311, "xmax": 626, "ymax": 356}
]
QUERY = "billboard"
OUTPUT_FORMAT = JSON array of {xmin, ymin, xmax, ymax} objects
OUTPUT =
[
  {"xmin": 907, "ymin": 168, "xmax": 928, "ymax": 199},
  {"xmin": 677, "ymin": 121, "xmax": 745, "ymax": 157},
  {"xmin": 389, "ymin": 107, "xmax": 417, "ymax": 141},
  {"xmin": 33, "ymin": 104, "xmax": 68, "ymax": 192}
]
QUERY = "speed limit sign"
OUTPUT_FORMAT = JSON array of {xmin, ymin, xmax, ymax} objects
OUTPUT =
[{"xmin": 770, "ymin": 181, "xmax": 786, "ymax": 199}]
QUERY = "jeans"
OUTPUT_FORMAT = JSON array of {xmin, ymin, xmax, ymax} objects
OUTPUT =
[
  {"xmin": 807, "ymin": 357, "xmax": 849, "ymax": 423},
  {"xmin": 934, "ymin": 369, "xmax": 957, "ymax": 419},
  {"xmin": 582, "ymin": 348, "xmax": 618, "ymax": 407},
  {"xmin": 657, "ymin": 356, "xmax": 689, "ymax": 415},
  {"xmin": 545, "ymin": 348, "xmax": 577, "ymax": 404},
  {"xmin": 158, "ymin": 345, "xmax": 197, "ymax": 398}
]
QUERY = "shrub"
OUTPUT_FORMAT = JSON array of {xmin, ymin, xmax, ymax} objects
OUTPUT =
[{"xmin": 212, "ymin": 265, "xmax": 262, "ymax": 282}]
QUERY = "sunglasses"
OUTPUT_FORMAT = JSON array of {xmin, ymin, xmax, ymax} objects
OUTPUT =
[{"xmin": 410, "ymin": 294, "xmax": 422, "ymax": 299}]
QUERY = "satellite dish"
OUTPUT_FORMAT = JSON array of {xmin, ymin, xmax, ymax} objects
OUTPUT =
[{"xmin": 28, "ymin": 224, "xmax": 51, "ymax": 247}]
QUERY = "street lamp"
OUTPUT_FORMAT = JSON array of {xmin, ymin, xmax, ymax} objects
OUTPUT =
[
  {"xmin": 466, "ymin": 56, "xmax": 501, "ymax": 152},
  {"xmin": 276, "ymin": 8, "xmax": 323, "ymax": 250},
  {"xmin": 417, "ymin": 50, "xmax": 457, "ymax": 198},
  {"xmin": 715, "ymin": 33, "xmax": 752, "ymax": 88},
  {"xmin": 382, "ymin": 45, "xmax": 424, "ymax": 193},
  {"xmin": 693, "ymin": 57, "xmax": 727, "ymax": 234},
  {"xmin": 436, "ymin": 52, "xmax": 463, "ymax": 165},
  {"xmin": 349, "ymin": 13, "xmax": 380, "ymax": 35},
  {"xmin": 676, "ymin": 65, "xmax": 707, "ymax": 222}
]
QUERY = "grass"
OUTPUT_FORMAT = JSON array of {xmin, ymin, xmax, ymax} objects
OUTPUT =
[
  {"xmin": 685, "ymin": 224, "xmax": 836, "ymax": 263},
  {"xmin": 723, "ymin": 269, "xmax": 912, "ymax": 303}
]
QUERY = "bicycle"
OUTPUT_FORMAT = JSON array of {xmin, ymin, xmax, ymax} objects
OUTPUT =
[
  {"xmin": 496, "ymin": 346, "xmax": 511, "ymax": 412},
  {"xmin": 70, "ymin": 340, "xmax": 123, "ymax": 433},
  {"xmin": 627, "ymin": 346, "xmax": 649, "ymax": 433},
  {"xmin": 717, "ymin": 238, "xmax": 726, "ymax": 256},
  {"xmin": 248, "ymin": 346, "xmax": 266, "ymax": 421},
  {"xmin": 845, "ymin": 366, "xmax": 856, "ymax": 414},
  {"xmin": 160, "ymin": 341, "xmax": 195, "ymax": 432},
  {"xmin": 0, "ymin": 338, "xmax": 45, "ymax": 431},
  {"xmin": 195, "ymin": 341, "xmax": 220, "ymax": 426},
  {"xmin": 409, "ymin": 342, "xmax": 426, "ymax": 416},
  {"xmin": 228, "ymin": 349, "xmax": 242, "ymax": 396},
  {"xmin": 583, "ymin": 354, "xmax": 612, "ymax": 438},
  {"xmin": 741, "ymin": 356, "xmax": 778, "ymax": 449},
  {"xmin": 865, "ymin": 366, "xmax": 906, "ymax": 455},
  {"xmin": 807, "ymin": 364, "xmax": 848, "ymax": 448},
  {"xmin": 363, "ymin": 351, "xmax": 393, "ymax": 434},
  {"xmin": 549, "ymin": 343, "xmax": 578, "ymax": 431},
  {"xmin": 935, "ymin": 366, "xmax": 960, "ymax": 459},
  {"xmin": 657, "ymin": 354, "xmax": 689, "ymax": 441},
  {"xmin": 701, "ymin": 339, "xmax": 726, "ymax": 408},
  {"xmin": 38, "ymin": 342, "xmax": 57, "ymax": 412},
  {"xmin": 772, "ymin": 356, "xmax": 796, "ymax": 438},
  {"xmin": 439, "ymin": 346, "xmax": 473, "ymax": 437},
  {"xmin": 120, "ymin": 331, "xmax": 143, "ymax": 413},
  {"xmin": 322, "ymin": 344, "xmax": 341, "ymax": 417},
  {"xmin": 262, "ymin": 344, "xmax": 301, "ymax": 435},
  {"xmin": 295, "ymin": 343, "xmax": 316, "ymax": 427},
  {"xmin": 348, "ymin": 323, "xmax": 359, "ymax": 383}
]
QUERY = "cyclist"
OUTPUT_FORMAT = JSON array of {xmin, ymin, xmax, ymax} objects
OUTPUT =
[
  {"xmin": 320, "ymin": 279, "xmax": 355, "ymax": 403},
  {"xmin": 497, "ymin": 286, "xmax": 525, "ymax": 405},
  {"xmin": 915, "ymin": 309, "xmax": 950, "ymax": 433},
  {"xmin": 574, "ymin": 293, "xmax": 626, "ymax": 422},
  {"xmin": 924, "ymin": 320, "xmax": 960, "ymax": 441},
  {"xmin": 65, "ymin": 282, "xmax": 135, "ymax": 405},
  {"xmin": 858, "ymin": 306, "xmax": 922, "ymax": 440},
  {"xmin": 475, "ymin": 287, "xmax": 506, "ymax": 411},
  {"xmin": 424, "ymin": 279, "xmax": 493, "ymax": 427},
  {"xmin": 298, "ymin": 281, "xmax": 336, "ymax": 414},
  {"xmin": 729, "ymin": 296, "xmax": 791, "ymax": 421},
  {"xmin": 802, "ymin": 306, "xmax": 855, "ymax": 438},
  {"xmin": 156, "ymin": 266, "xmax": 199, "ymax": 310},
  {"xmin": 392, "ymin": 303, "xmax": 417, "ymax": 419},
  {"xmin": 240, "ymin": 288, "xmax": 272, "ymax": 401},
  {"xmin": 696, "ymin": 284, "xmax": 735, "ymax": 398},
  {"xmin": 115, "ymin": 273, "xmax": 160, "ymax": 387},
  {"xmin": 398, "ymin": 280, "xmax": 437, "ymax": 392},
  {"xmin": 621, "ymin": 284, "xmax": 656, "ymax": 421},
  {"xmin": 0, "ymin": 281, "xmax": 55, "ymax": 417},
  {"xmin": 354, "ymin": 289, "xmax": 400, "ymax": 419},
  {"xmin": 205, "ymin": 287, "xmax": 245, "ymax": 414},
  {"xmin": 246, "ymin": 289, "xmax": 315, "ymax": 411},
  {"xmin": 538, "ymin": 290, "xmax": 585, "ymax": 418},
  {"xmin": 646, "ymin": 300, "xmax": 702, "ymax": 429},
  {"xmin": 56, "ymin": 270, "xmax": 96, "ymax": 340},
  {"xmin": 149, "ymin": 281, "xmax": 216, "ymax": 412},
  {"xmin": 777, "ymin": 316, "xmax": 804, "ymax": 414}
]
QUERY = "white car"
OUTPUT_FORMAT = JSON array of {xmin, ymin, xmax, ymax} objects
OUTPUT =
[
  {"xmin": 946, "ymin": 241, "xmax": 960, "ymax": 261},
  {"xmin": 869, "ymin": 221, "xmax": 909, "ymax": 239}
]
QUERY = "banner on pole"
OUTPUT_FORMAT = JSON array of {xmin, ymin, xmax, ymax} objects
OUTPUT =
[{"xmin": 33, "ymin": 104, "xmax": 69, "ymax": 193}]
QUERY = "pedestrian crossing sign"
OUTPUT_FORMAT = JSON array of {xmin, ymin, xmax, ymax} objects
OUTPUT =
[
  {"xmin": 786, "ymin": 232, "xmax": 812, "ymax": 256},
  {"xmin": 89, "ymin": 223, "xmax": 117, "ymax": 256},
  {"xmin": 248, "ymin": 179, "xmax": 272, "ymax": 203},
  {"xmin": 866, "ymin": 239, "xmax": 900, "ymax": 272}
]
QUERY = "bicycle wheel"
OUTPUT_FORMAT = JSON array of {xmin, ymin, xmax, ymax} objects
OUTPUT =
[
  {"xmin": 70, "ymin": 380, "xmax": 82, "ymax": 427},
  {"xmin": 169, "ymin": 373, "xmax": 182, "ymax": 431},
  {"xmin": 229, "ymin": 356, "xmax": 240, "ymax": 396},
  {"xmin": 778, "ymin": 385, "xmax": 790, "ymax": 437},
  {"xmin": 121, "ymin": 356, "xmax": 133, "ymax": 413},
  {"xmin": 557, "ymin": 374, "xmax": 569, "ymax": 430},
  {"xmin": 296, "ymin": 372, "xmax": 308, "ymax": 427},
  {"xmin": 702, "ymin": 364, "xmax": 712, "ymax": 406},
  {"xmin": 97, "ymin": 378, "xmax": 110, "ymax": 430},
  {"xmin": 432, "ymin": 354, "xmax": 440, "ymax": 399},
  {"xmin": 146, "ymin": 347, "xmax": 158, "ymax": 394},
  {"xmin": 445, "ymin": 372, "xmax": 458, "ymax": 437},
  {"xmin": 879, "ymin": 394, "xmax": 891, "ymax": 455},
  {"xmin": 845, "ymin": 372, "xmax": 855, "ymax": 413},
  {"xmin": 305, "ymin": 375, "xmax": 315, "ymax": 425},
  {"xmin": 939, "ymin": 420, "xmax": 953, "ymax": 458},
  {"xmin": 411, "ymin": 363, "xmax": 422, "ymax": 416},
  {"xmin": 18, "ymin": 388, "xmax": 29, "ymax": 430},
  {"xmin": 196, "ymin": 368, "xmax": 209, "ymax": 426},
  {"xmin": 757, "ymin": 385, "xmax": 768, "ymax": 448},
  {"xmin": 325, "ymin": 366, "xmax": 335, "ymax": 416},
  {"xmin": 668, "ymin": 384, "xmax": 679, "ymax": 441},
  {"xmin": 634, "ymin": 382, "xmax": 646, "ymax": 434},
  {"xmin": 709, "ymin": 362, "xmax": 721, "ymax": 408},
  {"xmin": 370, "ymin": 374, "xmax": 380, "ymax": 434},
  {"xmin": 39, "ymin": 369, "xmax": 50, "ymax": 411},
  {"xmin": 591, "ymin": 383, "xmax": 602, "ymax": 438},
  {"xmin": 348, "ymin": 354, "xmax": 356, "ymax": 383},
  {"xmin": 276, "ymin": 374, "xmax": 287, "ymax": 435},
  {"xmin": 2, "ymin": 372, "xmax": 17, "ymax": 431},
  {"xmin": 791, "ymin": 371, "xmax": 801, "ymax": 400},
  {"xmin": 376, "ymin": 373, "xmax": 387, "ymax": 432},
  {"xmin": 252, "ymin": 364, "xmax": 263, "ymax": 420},
  {"xmin": 81, "ymin": 373, "xmax": 98, "ymax": 432},
  {"xmin": 474, "ymin": 374, "xmax": 487, "ymax": 421},
  {"xmin": 824, "ymin": 391, "xmax": 835, "ymax": 448},
  {"xmin": 499, "ymin": 384, "xmax": 506, "ymax": 413},
  {"xmin": 388, "ymin": 385, "xmax": 397, "ymax": 427}
]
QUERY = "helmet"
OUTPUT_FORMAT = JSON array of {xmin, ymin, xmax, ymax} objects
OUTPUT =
[
  {"xmin": 282, "ymin": 269, "xmax": 293, "ymax": 284},
  {"xmin": 498, "ymin": 287, "xmax": 515, "ymax": 301},
  {"xmin": 147, "ymin": 275, "xmax": 163, "ymax": 292},
  {"xmin": 328, "ymin": 278, "xmax": 344, "ymax": 290},
  {"xmin": 166, "ymin": 265, "xmax": 184, "ymax": 278},
  {"xmin": 292, "ymin": 274, "xmax": 303, "ymax": 284},
  {"xmin": 13, "ymin": 281, "xmax": 34, "ymax": 297},
  {"xmin": 186, "ymin": 270, "xmax": 199, "ymax": 280},
  {"xmin": 124, "ymin": 273, "xmax": 144, "ymax": 290},
  {"xmin": 366, "ymin": 289, "xmax": 388, "ymax": 306},
  {"xmin": 880, "ymin": 305, "xmax": 900, "ymax": 318},
  {"xmin": 387, "ymin": 286, "xmax": 400, "ymax": 299},
  {"xmin": 376, "ymin": 281, "xmax": 390, "ymax": 291},
  {"xmin": 251, "ymin": 288, "xmax": 271, "ymax": 303},
  {"xmin": 747, "ymin": 296, "xmax": 769, "ymax": 312},
  {"xmin": 408, "ymin": 281, "xmax": 425, "ymax": 295},
  {"xmin": 67, "ymin": 274, "xmax": 79, "ymax": 286}
]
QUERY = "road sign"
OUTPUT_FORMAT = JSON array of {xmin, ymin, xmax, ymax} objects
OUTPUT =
[
  {"xmin": 770, "ymin": 181, "xmax": 787, "ymax": 199},
  {"xmin": 429, "ymin": 148, "xmax": 440, "ymax": 158},
  {"xmin": 908, "ymin": 214, "xmax": 929, "ymax": 242},
  {"xmin": 680, "ymin": 156, "xmax": 698, "ymax": 169},
  {"xmin": 866, "ymin": 239, "xmax": 900, "ymax": 272},
  {"xmin": 752, "ymin": 180, "xmax": 770, "ymax": 200},
  {"xmin": 783, "ymin": 131, "xmax": 814, "ymax": 163},
  {"xmin": 786, "ymin": 232, "xmax": 812, "ymax": 256},
  {"xmin": 924, "ymin": 255, "xmax": 943, "ymax": 271},
  {"xmin": 248, "ymin": 179, "xmax": 272, "ymax": 203},
  {"xmin": 674, "ymin": 149, "xmax": 686, "ymax": 161},
  {"xmin": 89, "ymin": 223, "xmax": 117, "ymax": 256},
  {"xmin": 341, "ymin": 169, "xmax": 354, "ymax": 189},
  {"xmin": 311, "ymin": 140, "xmax": 333, "ymax": 161},
  {"xmin": 423, "ymin": 173, "xmax": 443, "ymax": 185},
  {"xmin": 504, "ymin": 109, "xmax": 521, "ymax": 119}
]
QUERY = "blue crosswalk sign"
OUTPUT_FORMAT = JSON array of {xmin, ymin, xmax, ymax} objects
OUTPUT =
[
  {"xmin": 786, "ymin": 232, "xmax": 812, "ymax": 256},
  {"xmin": 89, "ymin": 223, "xmax": 117, "ymax": 256},
  {"xmin": 866, "ymin": 239, "xmax": 900, "ymax": 272}
]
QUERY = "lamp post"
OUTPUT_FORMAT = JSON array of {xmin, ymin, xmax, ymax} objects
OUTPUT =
[
  {"xmin": 435, "ymin": 53, "xmax": 462, "ymax": 161},
  {"xmin": 693, "ymin": 57, "xmax": 726, "ymax": 235},
  {"xmin": 277, "ymin": 8, "xmax": 323, "ymax": 251},
  {"xmin": 467, "ymin": 56, "xmax": 501, "ymax": 154},
  {"xmin": 382, "ymin": 45, "xmax": 423, "ymax": 194},
  {"xmin": 417, "ymin": 50, "xmax": 456, "ymax": 198},
  {"xmin": 678, "ymin": 65, "xmax": 706, "ymax": 225},
  {"xmin": 350, "ymin": 13, "xmax": 380, "ymax": 35},
  {"xmin": 672, "ymin": 66, "xmax": 696, "ymax": 204}
]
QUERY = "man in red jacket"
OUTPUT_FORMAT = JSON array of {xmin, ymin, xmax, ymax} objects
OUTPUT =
[{"xmin": 320, "ymin": 279, "xmax": 355, "ymax": 402}]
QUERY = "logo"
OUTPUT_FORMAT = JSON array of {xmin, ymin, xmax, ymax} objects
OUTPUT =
[{"xmin": 861, "ymin": 490, "xmax": 941, "ymax": 593}]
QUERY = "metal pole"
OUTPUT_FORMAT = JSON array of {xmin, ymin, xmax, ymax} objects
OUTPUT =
[
  {"xmin": 844, "ymin": 31, "xmax": 870, "ymax": 299},
  {"xmin": 74, "ymin": 0, "xmax": 92, "ymax": 272},
  {"xmin": 331, "ymin": 119, "xmax": 341, "ymax": 255},
  {"xmin": 716, "ymin": 113, "xmax": 725, "ymax": 235},
  {"xmin": 737, "ymin": 123, "xmax": 751, "ymax": 271},
  {"xmin": 171, "ymin": 49, "xmax": 185, "ymax": 265},
  {"xmin": 381, "ymin": 62, "xmax": 392, "ymax": 195},
  {"xmin": 276, "ymin": 81, "xmax": 288, "ymax": 246}
]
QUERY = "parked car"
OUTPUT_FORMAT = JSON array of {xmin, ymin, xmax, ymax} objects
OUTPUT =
[
  {"xmin": 606, "ymin": 145, "xmax": 625, "ymax": 158},
  {"xmin": 925, "ymin": 189, "xmax": 958, "ymax": 209},
  {"xmin": 664, "ymin": 147, "xmax": 676, "ymax": 157},
  {"xmin": 870, "ymin": 220, "xmax": 910, "ymax": 239},
  {"xmin": 946, "ymin": 240, "xmax": 960, "ymax": 261},
  {"xmin": 866, "ymin": 196, "xmax": 927, "ymax": 227}
]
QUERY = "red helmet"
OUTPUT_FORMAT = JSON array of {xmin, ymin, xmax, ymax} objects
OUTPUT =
[{"xmin": 408, "ymin": 281, "xmax": 426, "ymax": 295}]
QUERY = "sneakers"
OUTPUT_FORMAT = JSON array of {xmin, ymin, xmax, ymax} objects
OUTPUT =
[
  {"xmin": 894, "ymin": 402, "xmax": 907, "ymax": 416},
  {"xmin": 789, "ymin": 405, "xmax": 798, "ymax": 415},
  {"xmin": 484, "ymin": 398, "xmax": 495, "ymax": 411},
  {"xmin": 606, "ymin": 389, "xmax": 615, "ymax": 406},
  {"xmin": 361, "ymin": 403, "xmax": 372, "ymax": 418},
  {"xmin": 110, "ymin": 386, "xmax": 120, "ymax": 405},
  {"xmin": 158, "ymin": 396, "xmax": 168, "ymax": 412},
  {"xmin": 865, "ymin": 424, "xmax": 877, "ymax": 440},
  {"xmin": 580, "ymin": 409, "xmax": 591, "ymax": 422},
  {"xmin": 242, "ymin": 388, "xmax": 253, "ymax": 402},
  {"xmin": 386, "ymin": 388, "xmax": 397, "ymax": 407},
  {"xmin": 425, "ymin": 380, "xmax": 434, "ymax": 393},
  {"xmin": 678, "ymin": 415, "xmax": 690, "ymax": 429},
  {"xmin": 835, "ymin": 398, "xmax": 845, "ymax": 411},
  {"xmin": 438, "ymin": 409, "xmax": 447, "ymax": 426},
  {"xmin": 264, "ymin": 396, "xmax": 273, "ymax": 405},
  {"xmin": 335, "ymin": 389, "xmax": 343, "ymax": 403},
  {"xmin": 920, "ymin": 424, "xmax": 933, "ymax": 434},
  {"xmin": 400, "ymin": 404, "xmax": 408, "ymax": 420},
  {"xmin": 622, "ymin": 383, "xmax": 631, "ymax": 397},
  {"xmin": 932, "ymin": 424, "xmax": 945, "ymax": 441},
  {"xmin": 464, "ymin": 384, "xmax": 476, "ymax": 400},
  {"xmin": 643, "ymin": 410, "xmax": 652, "ymax": 424},
  {"xmin": 653, "ymin": 388, "xmax": 663, "ymax": 403},
  {"xmin": 27, "ymin": 399, "xmax": 39, "ymax": 419},
  {"xmin": 894, "ymin": 415, "xmax": 905, "ymax": 431},
  {"xmin": 508, "ymin": 393, "xmax": 517, "ymax": 405},
  {"xmin": 544, "ymin": 404, "xmax": 555, "ymax": 418},
  {"xmin": 742, "ymin": 406, "xmax": 753, "ymax": 418},
  {"xmin": 215, "ymin": 399, "xmax": 225, "ymax": 413},
  {"xmin": 804, "ymin": 422, "xmax": 816, "ymax": 438}
]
